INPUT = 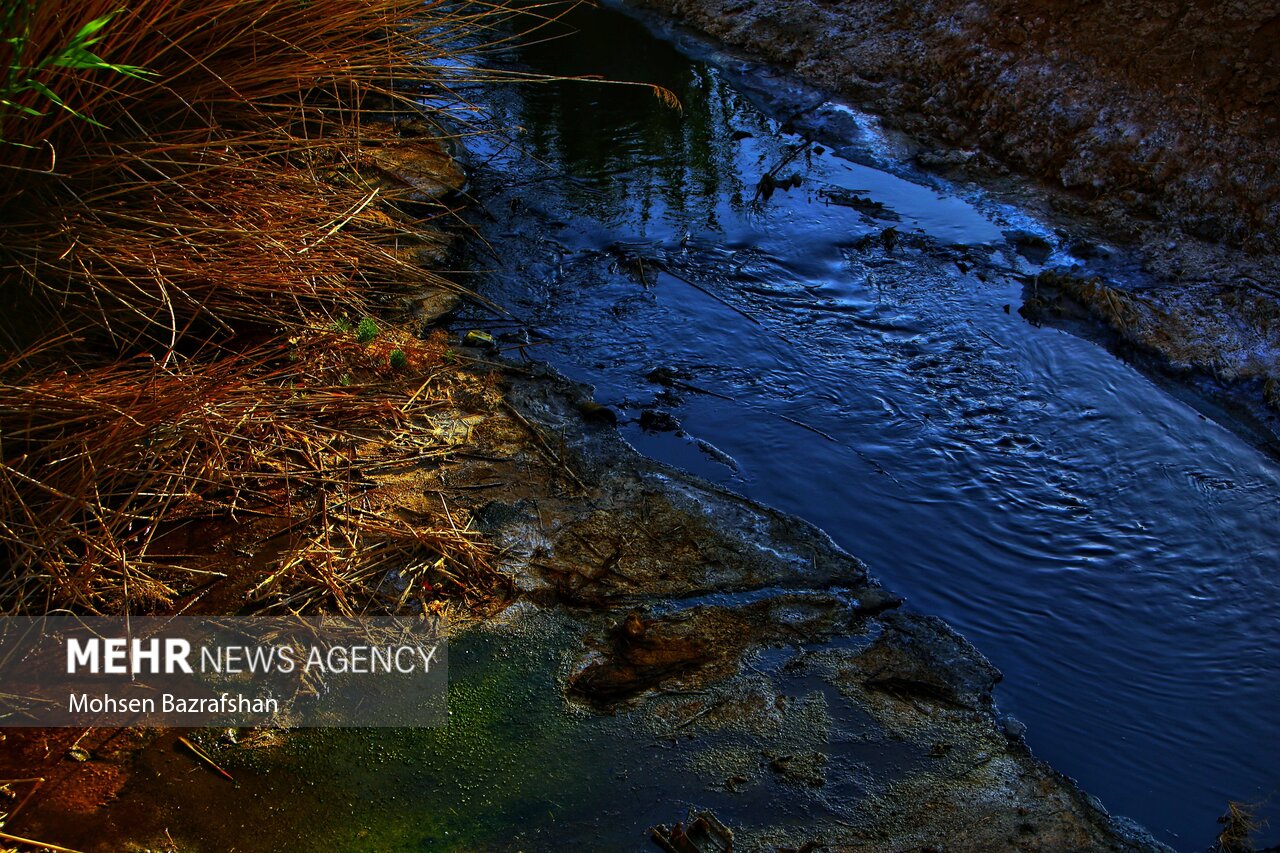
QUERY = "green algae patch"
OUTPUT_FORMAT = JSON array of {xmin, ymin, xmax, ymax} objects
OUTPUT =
[{"xmin": 85, "ymin": 613, "xmax": 646, "ymax": 852}]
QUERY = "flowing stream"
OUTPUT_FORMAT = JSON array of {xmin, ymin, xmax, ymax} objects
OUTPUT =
[{"xmin": 446, "ymin": 4, "xmax": 1280, "ymax": 849}]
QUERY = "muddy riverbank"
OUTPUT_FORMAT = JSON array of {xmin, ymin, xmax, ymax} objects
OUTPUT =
[
  {"xmin": 2, "ymin": 360, "xmax": 1171, "ymax": 851},
  {"xmin": 623, "ymin": 0, "xmax": 1280, "ymax": 449},
  {"xmin": 482, "ymin": 365, "xmax": 1172, "ymax": 851},
  {"xmin": 620, "ymin": 0, "xmax": 1279, "ymax": 250}
]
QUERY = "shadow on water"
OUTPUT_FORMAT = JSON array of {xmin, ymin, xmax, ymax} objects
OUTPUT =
[{"xmin": 506, "ymin": 8, "xmax": 752, "ymax": 232}]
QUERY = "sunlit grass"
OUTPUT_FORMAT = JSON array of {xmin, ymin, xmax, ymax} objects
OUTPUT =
[{"xmin": 0, "ymin": 0, "xmax": 556, "ymax": 614}]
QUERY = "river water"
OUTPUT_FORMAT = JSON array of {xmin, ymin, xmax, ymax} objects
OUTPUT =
[{"xmin": 448, "ymin": 4, "xmax": 1280, "ymax": 848}]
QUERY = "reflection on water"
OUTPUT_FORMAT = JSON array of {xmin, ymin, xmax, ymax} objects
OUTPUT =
[
  {"xmin": 458, "ymin": 4, "xmax": 1280, "ymax": 850},
  {"xmin": 509, "ymin": 15, "xmax": 754, "ymax": 232}
]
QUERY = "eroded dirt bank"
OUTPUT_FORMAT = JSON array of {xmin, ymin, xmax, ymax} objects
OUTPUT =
[
  {"xmin": 622, "ymin": 0, "xmax": 1280, "ymax": 446},
  {"xmin": 623, "ymin": 0, "xmax": 1278, "ymax": 251}
]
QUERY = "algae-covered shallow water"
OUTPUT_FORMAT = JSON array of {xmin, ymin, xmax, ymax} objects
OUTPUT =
[
  {"xmin": 447, "ymin": 4, "xmax": 1279, "ymax": 848},
  {"xmin": 60, "ymin": 609, "xmax": 916, "ymax": 851},
  {"xmin": 41, "ymin": 614, "xmax": 685, "ymax": 850}
]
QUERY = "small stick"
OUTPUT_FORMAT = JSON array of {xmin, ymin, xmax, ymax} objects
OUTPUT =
[
  {"xmin": 0, "ymin": 777, "xmax": 45, "ymax": 822},
  {"xmin": 655, "ymin": 264, "xmax": 764, "ymax": 328},
  {"xmin": 0, "ymin": 829, "xmax": 85, "ymax": 853},
  {"xmin": 498, "ymin": 400, "xmax": 588, "ymax": 492},
  {"xmin": 177, "ymin": 735, "xmax": 236, "ymax": 783}
]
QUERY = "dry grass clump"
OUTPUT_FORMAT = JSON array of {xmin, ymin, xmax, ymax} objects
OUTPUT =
[
  {"xmin": 0, "ymin": 331, "xmax": 505, "ymax": 616},
  {"xmin": 6, "ymin": 155, "xmax": 438, "ymax": 354},
  {"xmin": 1214, "ymin": 799, "xmax": 1274, "ymax": 853},
  {"xmin": 0, "ymin": 0, "xmax": 548, "ymax": 615},
  {"xmin": 0, "ymin": 0, "xmax": 488, "ymax": 352}
]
